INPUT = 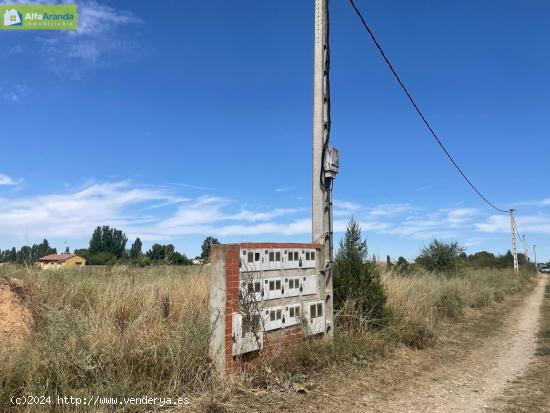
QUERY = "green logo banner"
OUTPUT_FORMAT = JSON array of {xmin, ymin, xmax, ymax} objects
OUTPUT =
[{"xmin": 1, "ymin": 4, "xmax": 78, "ymax": 30}]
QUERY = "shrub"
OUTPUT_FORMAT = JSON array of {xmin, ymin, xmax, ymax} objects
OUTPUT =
[
  {"xmin": 394, "ymin": 256, "xmax": 411, "ymax": 276},
  {"xmin": 87, "ymin": 252, "xmax": 117, "ymax": 265},
  {"xmin": 333, "ymin": 218, "xmax": 388, "ymax": 327},
  {"xmin": 415, "ymin": 239, "xmax": 465, "ymax": 275}
]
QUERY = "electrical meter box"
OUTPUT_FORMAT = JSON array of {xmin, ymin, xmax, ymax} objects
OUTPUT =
[
  {"xmin": 263, "ymin": 276, "xmax": 283, "ymax": 300},
  {"xmin": 240, "ymin": 279, "xmax": 263, "ymax": 303},
  {"xmin": 232, "ymin": 312, "xmax": 263, "ymax": 356},
  {"xmin": 324, "ymin": 146, "xmax": 340, "ymax": 179},
  {"xmin": 263, "ymin": 306, "xmax": 284, "ymax": 331},
  {"xmin": 284, "ymin": 276, "xmax": 301, "ymax": 297},
  {"xmin": 304, "ymin": 300, "xmax": 325, "ymax": 335},
  {"xmin": 300, "ymin": 274, "xmax": 318, "ymax": 296},
  {"xmin": 285, "ymin": 303, "xmax": 301, "ymax": 327},
  {"xmin": 265, "ymin": 249, "xmax": 283, "ymax": 270},
  {"xmin": 209, "ymin": 243, "xmax": 332, "ymax": 371}
]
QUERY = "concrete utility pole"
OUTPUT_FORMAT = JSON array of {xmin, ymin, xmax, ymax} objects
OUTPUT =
[
  {"xmin": 522, "ymin": 234, "xmax": 529, "ymax": 263},
  {"xmin": 533, "ymin": 244, "xmax": 537, "ymax": 267},
  {"xmin": 510, "ymin": 209, "xmax": 519, "ymax": 273},
  {"xmin": 313, "ymin": 0, "xmax": 338, "ymax": 338}
]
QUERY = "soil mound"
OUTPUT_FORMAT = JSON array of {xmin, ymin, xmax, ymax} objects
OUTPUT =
[{"xmin": 0, "ymin": 278, "xmax": 32, "ymax": 343}]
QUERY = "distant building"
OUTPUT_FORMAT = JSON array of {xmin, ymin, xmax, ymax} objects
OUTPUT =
[
  {"xmin": 38, "ymin": 253, "xmax": 86, "ymax": 270},
  {"xmin": 192, "ymin": 258, "xmax": 205, "ymax": 265}
]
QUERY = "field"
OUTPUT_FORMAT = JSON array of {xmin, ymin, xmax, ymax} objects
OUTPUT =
[{"xmin": 0, "ymin": 264, "xmax": 534, "ymax": 412}]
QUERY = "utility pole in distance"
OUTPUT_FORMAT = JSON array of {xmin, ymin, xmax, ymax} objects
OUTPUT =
[
  {"xmin": 533, "ymin": 244, "xmax": 537, "ymax": 267},
  {"xmin": 510, "ymin": 209, "xmax": 519, "ymax": 273},
  {"xmin": 313, "ymin": 0, "xmax": 338, "ymax": 338},
  {"xmin": 522, "ymin": 234, "xmax": 529, "ymax": 263}
]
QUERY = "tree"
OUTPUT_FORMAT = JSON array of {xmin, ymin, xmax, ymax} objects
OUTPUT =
[
  {"xmin": 88, "ymin": 226, "xmax": 128, "ymax": 259},
  {"xmin": 415, "ymin": 240, "xmax": 465, "ymax": 275},
  {"xmin": 333, "ymin": 218, "xmax": 387, "ymax": 325},
  {"xmin": 16, "ymin": 246, "xmax": 33, "ymax": 264},
  {"xmin": 386, "ymin": 255, "xmax": 392, "ymax": 269},
  {"xmin": 201, "ymin": 236, "xmax": 220, "ymax": 261},
  {"xmin": 74, "ymin": 248, "xmax": 90, "ymax": 261},
  {"xmin": 31, "ymin": 239, "xmax": 56, "ymax": 261},
  {"xmin": 496, "ymin": 250, "xmax": 514, "ymax": 269},
  {"xmin": 64, "ymin": 246, "xmax": 70, "ymax": 254},
  {"xmin": 145, "ymin": 243, "xmax": 190, "ymax": 266},
  {"xmin": 129, "ymin": 237, "xmax": 142, "ymax": 259},
  {"xmin": 394, "ymin": 256, "xmax": 410, "ymax": 276},
  {"xmin": 468, "ymin": 251, "xmax": 497, "ymax": 268},
  {"xmin": 146, "ymin": 243, "xmax": 172, "ymax": 262},
  {"xmin": 167, "ymin": 251, "xmax": 191, "ymax": 266},
  {"xmin": 87, "ymin": 252, "xmax": 117, "ymax": 266}
]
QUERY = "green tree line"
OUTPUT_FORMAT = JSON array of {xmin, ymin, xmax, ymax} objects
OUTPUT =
[{"xmin": 0, "ymin": 226, "xmax": 220, "ymax": 267}]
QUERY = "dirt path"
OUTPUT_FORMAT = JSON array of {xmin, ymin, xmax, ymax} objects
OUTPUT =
[
  {"xmin": 368, "ymin": 275, "xmax": 547, "ymax": 412},
  {"xmin": 291, "ymin": 275, "xmax": 546, "ymax": 413}
]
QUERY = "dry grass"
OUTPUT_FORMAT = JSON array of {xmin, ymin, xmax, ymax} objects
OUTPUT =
[
  {"xmin": 228, "ymin": 268, "xmax": 532, "ymax": 391},
  {"xmin": 384, "ymin": 268, "xmax": 528, "ymax": 348},
  {"xmin": 0, "ymin": 264, "xmax": 533, "ymax": 412},
  {"xmin": 0, "ymin": 265, "xmax": 212, "ymax": 412}
]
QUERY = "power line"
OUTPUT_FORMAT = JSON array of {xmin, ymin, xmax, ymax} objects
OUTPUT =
[{"xmin": 347, "ymin": 0, "xmax": 508, "ymax": 214}]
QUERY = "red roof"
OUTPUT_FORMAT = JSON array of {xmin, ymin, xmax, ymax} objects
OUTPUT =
[{"xmin": 38, "ymin": 253, "xmax": 77, "ymax": 262}]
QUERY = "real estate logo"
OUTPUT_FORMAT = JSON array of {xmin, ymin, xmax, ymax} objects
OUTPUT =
[
  {"xmin": 0, "ymin": 4, "xmax": 78, "ymax": 30},
  {"xmin": 3, "ymin": 9, "xmax": 22, "ymax": 26}
]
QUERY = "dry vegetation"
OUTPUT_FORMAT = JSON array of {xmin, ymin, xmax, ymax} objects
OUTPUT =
[
  {"xmin": 0, "ymin": 264, "xmax": 533, "ymax": 412},
  {"xmin": 487, "ymin": 281, "xmax": 550, "ymax": 412},
  {"xmin": 0, "ymin": 265, "xmax": 211, "ymax": 411}
]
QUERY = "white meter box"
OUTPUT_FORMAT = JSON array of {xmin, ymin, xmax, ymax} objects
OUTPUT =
[
  {"xmin": 263, "ymin": 277, "xmax": 283, "ymax": 300},
  {"xmin": 303, "ymin": 300, "xmax": 325, "ymax": 335},
  {"xmin": 232, "ymin": 312, "xmax": 263, "ymax": 356},
  {"xmin": 284, "ymin": 276, "xmax": 301, "ymax": 297},
  {"xmin": 300, "ymin": 274, "xmax": 318, "ymax": 296},
  {"xmin": 263, "ymin": 306, "xmax": 284, "ymax": 331},
  {"xmin": 240, "ymin": 249, "xmax": 263, "ymax": 272},
  {"xmin": 285, "ymin": 304, "xmax": 301, "ymax": 327}
]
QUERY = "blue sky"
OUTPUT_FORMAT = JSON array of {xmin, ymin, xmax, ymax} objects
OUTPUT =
[{"xmin": 0, "ymin": 0, "xmax": 549, "ymax": 261}]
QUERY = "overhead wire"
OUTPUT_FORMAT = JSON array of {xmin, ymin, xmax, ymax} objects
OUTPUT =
[{"xmin": 347, "ymin": 0, "xmax": 509, "ymax": 213}]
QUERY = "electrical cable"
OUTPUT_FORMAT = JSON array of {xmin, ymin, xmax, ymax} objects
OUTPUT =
[{"xmin": 347, "ymin": 0, "xmax": 508, "ymax": 213}]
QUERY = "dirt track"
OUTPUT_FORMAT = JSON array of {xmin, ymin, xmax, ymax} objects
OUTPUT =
[
  {"xmin": 294, "ymin": 275, "xmax": 548, "ymax": 413},
  {"xmin": 370, "ymin": 275, "xmax": 547, "ymax": 412}
]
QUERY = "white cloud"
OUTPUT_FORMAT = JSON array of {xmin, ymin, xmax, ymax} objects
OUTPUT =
[
  {"xmin": 2, "ymin": 0, "xmax": 141, "ymax": 77},
  {"xmin": 446, "ymin": 208, "xmax": 478, "ymax": 224},
  {"xmin": 0, "ymin": 174, "xmax": 22, "ymax": 186},
  {"xmin": 70, "ymin": 1, "xmax": 139, "ymax": 37},
  {"xmin": 367, "ymin": 203, "xmax": 415, "ymax": 217},
  {"xmin": 475, "ymin": 214, "xmax": 550, "ymax": 235},
  {"xmin": 515, "ymin": 198, "xmax": 550, "ymax": 208},
  {"xmin": 334, "ymin": 200, "xmax": 415, "ymax": 218},
  {"xmin": 1, "ymin": 182, "xmax": 545, "ymax": 258},
  {"xmin": 212, "ymin": 219, "xmax": 311, "ymax": 237},
  {"xmin": 0, "ymin": 84, "xmax": 27, "ymax": 103},
  {"xmin": 0, "ymin": 182, "xmax": 310, "ymax": 243},
  {"xmin": 0, "ymin": 182, "xmax": 172, "ymax": 239},
  {"xmin": 9, "ymin": 45, "xmax": 23, "ymax": 55},
  {"xmin": 333, "ymin": 200, "xmax": 479, "ymax": 241},
  {"xmin": 231, "ymin": 208, "xmax": 304, "ymax": 222}
]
